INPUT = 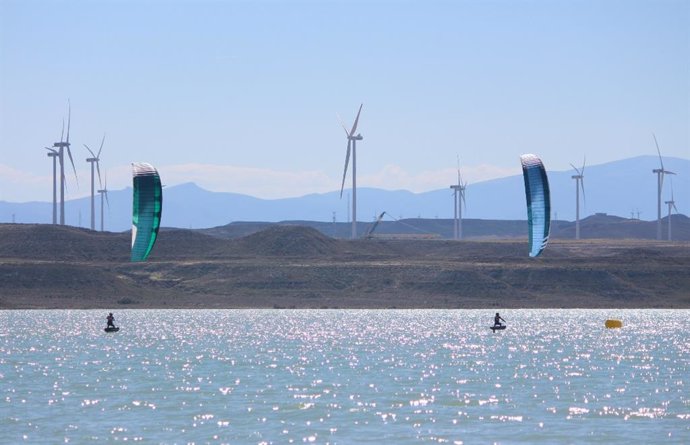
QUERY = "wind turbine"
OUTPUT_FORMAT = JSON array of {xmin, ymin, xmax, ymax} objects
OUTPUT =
[
  {"xmin": 45, "ymin": 147, "xmax": 59, "ymax": 224},
  {"xmin": 449, "ymin": 157, "xmax": 466, "ymax": 240},
  {"xmin": 84, "ymin": 134, "xmax": 105, "ymax": 231},
  {"xmin": 652, "ymin": 134, "xmax": 675, "ymax": 240},
  {"xmin": 570, "ymin": 157, "xmax": 586, "ymax": 240},
  {"xmin": 665, "ymin": 179, "xmax": 678, "ymax": 241},
  {"xmin": 97, "ymin": 170, "xmax": 110, "ymax": 232},
  {"xmin": 338, "ymin": 103, "xmax": 363, "ymax": 239},
  {"xmin": 52, "ymin": 101, "xmax": 78, "ymax": 225}
]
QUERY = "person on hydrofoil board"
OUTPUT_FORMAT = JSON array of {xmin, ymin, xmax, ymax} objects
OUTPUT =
[{"xmin": 494, "ymin": 312, "xmax": 505, "ymax": 327}]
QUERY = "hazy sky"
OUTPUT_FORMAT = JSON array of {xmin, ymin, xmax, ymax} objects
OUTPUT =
[{"xmin": 1, "ymin": 0, "xmax": 688, "ymax": 202}]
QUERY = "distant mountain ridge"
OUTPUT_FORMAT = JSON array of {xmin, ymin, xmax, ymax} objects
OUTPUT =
[
  {"xmin": 1, "ymin": 155, "xmax": 687, "ymax": 232},
  {"xmin": 197, "ymin": 213, "xmax": 690, "ymax": 241}
]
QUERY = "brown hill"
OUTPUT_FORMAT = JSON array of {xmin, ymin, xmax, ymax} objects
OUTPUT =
[
  {"xmin": 0, "ymin": 224, "xmax": 128, "ymax": 261},
  {"xmin": 201, "ymin": 214, "xmax": 690, "ymax": 241},
  {"xmin": 0, "ymin": 223, "xmax": 688, "ymax": 309},
  {"xmin": 231, "ymin": 225, "xmax": 343, "ymax": 257}
]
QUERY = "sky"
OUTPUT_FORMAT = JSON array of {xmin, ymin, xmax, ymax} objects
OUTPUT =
[{"xmin": 1, "ymin": 0, "xmax": 688, "ymax": 203}]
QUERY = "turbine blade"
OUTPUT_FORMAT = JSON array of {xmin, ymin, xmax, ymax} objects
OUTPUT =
[
  {"xmin": 336, "ymin": 113, "xmax": 350, "ymax": 137},
  {"xmin": 350, "ymin": 103, "xmax": 363, "ymax": 136},
  {"xmin": 672, "ymin": 203, "xmax": 678, "ymax": 213},
  {"xmin": 84, "ymin": 144, "xmax": 96, "ymax": 158},
  {"xmin": 66, "ymin": 100, "xmax": 71, "ymax": 144},
  {"xmin": 569, "ymin": 163, "xmax": 580, "ymax": 175},
  {"xmin": 653, "ymin": 133, "xmax": 664, "ymax": 170},
  {"xmin": 60, "ymin": 119, "xmax": 65, "ymax": 143},
  {"xmin": 66, "ymin": 147, "xmax": 78, "ymax": 186},
  {"xmin": 340, "ymin": 140, "xmax": 352, "ymax": 198},
  {"xmin": 456, "ymin": 155, "xmax": 461, "ymax": 185},
  {"xmin": 97, "ymin": 133, "xmax": 105, "ymax": 158},
  {"xmin": 104, "ymin": 190, "xmax": 110, "ymax": 209},
  {"xmin": 45, "ymin": 147, "xmax": 57, "ymax": 154},
  {"xmin": 669, "ymin": 177, "xmax": 675, "ymax": 204},
  {"xmin": 664, "ymin": 170, "xmax": 676, "ymax": 175},
  {"xmin": 581, "ymin": 155, "xmax": 586, "ymax": 176},
  {"xmin": 96, "ymin": 161, "xmax": 102, "ymax": 189}
]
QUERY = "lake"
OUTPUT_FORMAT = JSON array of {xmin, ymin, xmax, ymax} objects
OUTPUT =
[{"xmin": 1, "ymin": 309, "xmax": 688, "ymax": 443}]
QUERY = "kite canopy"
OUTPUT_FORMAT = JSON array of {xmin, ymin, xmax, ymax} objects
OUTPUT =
[
  {"xmin": 520, "ymin": 154, "xmax": 550, "ymax": 257},
  {"xmin": 131, "ymin": 162, "xmax": 162, "ymax": 262}
]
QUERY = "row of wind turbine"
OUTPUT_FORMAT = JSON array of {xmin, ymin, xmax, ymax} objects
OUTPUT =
[
  {"xmin": 45, "ymin": 101, "xmax": 109, "ymax": 230},
  {"xmin": 47, "ymin": 101, "xmax": 77, "ymax": 226},
  {"xmin": 568, "ymin": 133, "xmax": 680, "ymax": 241}
]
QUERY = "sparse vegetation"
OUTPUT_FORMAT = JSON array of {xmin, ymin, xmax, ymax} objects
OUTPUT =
[{"xmin": 0, "ymin": 223, "xmax": 688, "ymax": 309}]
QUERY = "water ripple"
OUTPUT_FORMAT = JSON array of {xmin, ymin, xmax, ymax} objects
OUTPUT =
[{"xmin": 0, "ymin": 309, "xmax": 688, "ymax": 443}]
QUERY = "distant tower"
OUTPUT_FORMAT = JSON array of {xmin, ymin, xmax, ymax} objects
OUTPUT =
[
  {"xmin": 664, "ymin": 180, "xmax": 678, "ymax": 241},
  {"xmin": 338, "ymin": 104, "xmax": 364, "ymax": 239},
  {"xmin": 84, "ymin": 134, "xmax": 106, "ymax": 231},
  {"xmin": 332, "ymin": 211, "xmax": 337, "ymax": 238},
  {"xmin": 449, "ymin": 157, "xmax": 467, "ymax": 240},
  {"xmin": 97, "ymin": 171, "xmax": 109, "ymax": 232},
  {"xmin": 45, "ymin": 148, "xmax": 59, "ymax": 224},
  {"xmin": 570, "ymin": 158, "xmax": 586, "ymax": 240},
  {"xmin": 52, "ymin": 101, "xmax": 78, "ymax": 225},
  {"xmin": 652, "ymin": 134, "xmax": 675, "ymax": 240}
]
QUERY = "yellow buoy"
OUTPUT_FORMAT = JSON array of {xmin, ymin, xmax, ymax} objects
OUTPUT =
[{"xmin": 605, "ymin": 319, "xmax": 623, "ymax": 329}]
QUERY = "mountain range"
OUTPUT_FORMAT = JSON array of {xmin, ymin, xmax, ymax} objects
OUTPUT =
[{"xmin": 1, "ymin": 155, "xmax": 687, "ymax": 232}]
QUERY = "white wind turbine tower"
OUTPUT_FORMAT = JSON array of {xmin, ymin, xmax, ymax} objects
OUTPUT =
[
  {"xmin": 570, "ymin": 158, "xmax": 586, "ymax": 240},
  {"xmin": 338, "ymin": 103, "xmax": 364, "ymax": 239},
  {"xmin": 652, "ymin": 134, "xmax": 675, "ymax": 240},
  {"xmin": 97, "ymin": 170, "xmax": 109, "ymax": 232},
  {"xmin": 449, "ymin": 157, "xmax": 466, "ymax": 240},
  {"xmin": 52, "ymin": 101, "xmax": 78, "ymax": 225},
  {"xmin": 84, "ymin": 134, "xmax": 105, "ymax": 231},
  {"xmin": 45, "ymin": 147, "xmax": 59, "ymax": 224},
  {"xmin": 665, "ymin": 179, "xmax": 678, "ymax": 241}
]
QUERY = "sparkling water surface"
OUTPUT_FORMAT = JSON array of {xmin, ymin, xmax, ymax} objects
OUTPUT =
[{"xmin": 1, "ymin": 309, "xmax": 688, "ymax": 444}]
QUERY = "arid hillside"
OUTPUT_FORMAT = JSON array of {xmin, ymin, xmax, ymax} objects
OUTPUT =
[{"xmin": 1, "ymin": 223, "xmax": 688, "ymax": 309}]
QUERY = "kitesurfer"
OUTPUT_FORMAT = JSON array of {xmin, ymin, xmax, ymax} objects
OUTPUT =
[
  {"xmin": 106, "ymin": 312, "xmax": 115, "ymax": 328},
  {"xmin": 494, "ymin": 312, "xmax": 505, "ymax": 327}
]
